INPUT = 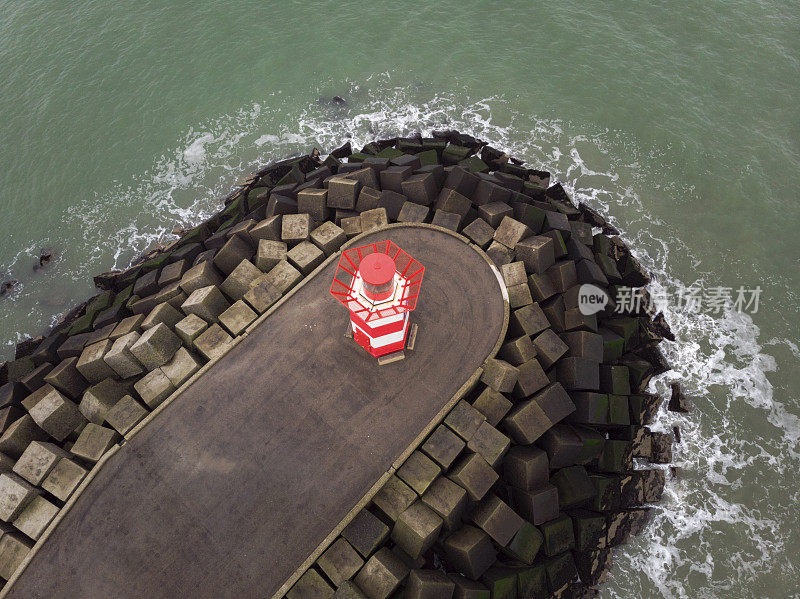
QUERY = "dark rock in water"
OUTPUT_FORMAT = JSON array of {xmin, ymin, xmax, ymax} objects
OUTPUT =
[
  {"xmin": 668, "ymin": 382, "xmax": 691, "ymax": 413},
  {"xmin": 578, "ymin": 202, "xmax": 607, "ymax": 228},
  {"xmin": 645, "ymin": 311, "xmax": 675, "ymax": 342},
  {"xmin": 15, "ymin": 336, "xmax": 43, "ymax": 360},
  {"xmin": 332, "ymin": 96, "xmax": 346, "ymax": 105},
  {"xmin": 0, "ymin": 280, "xmax": 18, "ymax": 296},
  {"xmin": 673, "ymin": 426, "xmax": 682, "ymax": 444},
  {"xmin": 329, "ymin": 141, "xmax": 352, "ymax": 159},
  {"xmin": 602, "ymin": 222, "xmax": 620, "ymax": 235},
  {"xmin": 670, "ymin": 466, "xmax": 680, "ymax": 479}
]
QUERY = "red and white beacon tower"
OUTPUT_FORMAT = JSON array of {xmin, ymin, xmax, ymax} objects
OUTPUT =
[{"xmin": 330, "ymin": 240, "xmax": 424, "ymax": 358}]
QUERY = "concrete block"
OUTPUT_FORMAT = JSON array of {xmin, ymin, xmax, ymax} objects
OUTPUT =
[
  {"xmin": 28, "ymin": 389, "xmax": 85, "ymax": 443},
  {"xmin": 516, "ymin": 236, "xmax": 555, "ymax": 274},
  {"xmin": 397, "ymin": 450, "xmax": 440, "ymax": 495},
  {"xmin": 447, "ymin": 573, "xmax": 489, "ymax": 599},
  {"xmin": 431, "ymin": 210, "xmax": 460, "ymax": 232},
  {"xmin": 346, "ymin": 167, "xmax": 380, "ymax": 191},
  {"xmin": 485, "ymin": 241, "xmax": 513, "ymax": 267},
  {"xmin": 0, "ymin": 531, "xmax": 33, "ymax": 581},
  {"xmin": 506, "ymin": 282, "xmax": 533, "ymax": 309},
  {"xmin": 444, "ymin": 400, "xmax": 485, "ymax": 442},
  {"xmin": 503, "ymin": 446, "xmax": 548, "ymax": 491},
  {"xmin": 462, "ymin": 218, "xmax": 495, "ymax": 250},
  {"xmin": 360, "ymin": 207, "xmax": 389, "ymax": 234},
  {"xmin": 342, "ymin": 509, "xmax": 390, "ymax": 558},
  {"xmin": 353, "ymin": 547, "xmax": 409, "ymax": 599},
  {"xmin": 70, "ymin": 423, "xmax": 120, "ymax": 463},
  {"xmin": 502, "ymin": 383, "xmax": 572, "ymax": 445},
  {"xmin": 218, "ymin": 300, "xmax": 257, "ymax": 337},
  {"xmin": 193, "ymin": 324, "xmax": 233, "ymax": 362},
  {"xmin": 547, "ymin": 260, "xmax": 578, "ymax": 293},
  {"xmin": 12, "ymin": 495, "xmax": 58, "ymax": 540},
  {"xmin": 473, "ymin": 180, "xmax": 512, "ymax": 206},
  {"xmin": 449, "ymin": 453, "xmax": 498, "ymax": 502},
  {"xmin": 471, "ymin": 387, "xmax": 512, "ymax": 427},
  {"xmin": 179, "ymin": 260, "xmax": 224, "ymax": 297},
  {"xmin": 141, "ymin": 302, "xmax": 183, "ymax": 330},
  {"xmin": 160, "ymin": 347, "xmax": 201, "ymax": 388},
  {"xmin": 334, "ymin": 581, "xmax": 368, "ymax": 599},
  {"xmin": 317, "ymin": 537, "xmax": 364, "ymax": 587},
  {"xmin": 19, "ymin": 362, "xmax": 53, "ymax": 394},
  {"xmin": 340, "ymin": 216, "xmax": 362, "ymax": 238},
  {"xmin": 421, "ymin": 476, "xmax": 468, "ymax": 533},
  {"xmin": 243, "ymin": 278, "xmax": 283, "ymax": 315},
  {"xmin": 600, "ymin": 365, "xmax": 631, "ymax": 395},
  {"xmin": 105, "ymin": 395, "xmax": 148, "ymax": 436},
  {"xmin": 255, "ymin": 240, "xmax": 288, "ymax": 273},
  {"xmin": 598, "ymin": 439, "xmax": 633, "ymax": 472},
  {"xmin": 373, "ymin": 190, "xmax": 404, "ymax": 221},
  {"xmin": 443, "ymin": 166, "xmax": 480, "ymax": 197},
  {"xmin": 512, "ymin": 484, "xmax": 559, "ymax": 526},
  {"xmin": 391, "ymin": 500, "xmax": 442, "ymax": 559},
  {"xmin": 480, "ymin": 358, "xmax": 518, "ymax": 394},
  {"xmin": 0, "ymin": 384, "xmax": 26, "ymax": 411},
  {"xmin": 310, "ymin": 221, "xmax": 347, "ymax": 255},
  {"xmin": 551, "ymin": 465, "xmax": 596, "ymax": 510},
  {"xmin": 109, "ymin": 314, "xmax": 145, "ymax": 341},
  {"xmin": 151, "ymin": 281, "xmax": 187, "ymax": 310},
  {"xmin": 134, "ymin": 368, "xmax": 175, "ymax": 410},
  {"xmin": 263, "ymin": 260, "xmax": 302, "ymax": 293},
  {"xmin": 281, "ymin": 213, "xmax": 312, "ymax": 246},
  {"xmin": 508, "ymin": 305, "xmax": 549, "ymax": 339},
  {"xmin": 220, "ymin": 260, "xmax": 261, "ymax": 302},
  {"xmin": 500, "ymin": 336, "xmax": 536, "ymax": 367},
  {"xmin": 75, "ymin": 339, "xmax": 116, "ymax": 384},
  {"xmin": 379, "ymin": 166, "xmax": 414, "ymax": 194},
  {"xmin": 401, "ymin": 173, "xmax": 438, "ymax": 206},
  {"xmin": 286, "ymin": 568, "xmax": 334, "ymax": 599},
  {"xmin": 174, "ymin": 314, "xmax": 208, "ymax": 347},
  {"xmin": 373, "ymin": 475, "xmax": 417, "ymax": 521},
  {"xmin": 0, "ymin": 473, "xmax": 39, "ymax": 522},
  {"xmin": 540, "ymin": 513, "xmax": 575, "ymax": 556},
  {"xmin": 493, "ymin": 217, "xmax": 531, "ymax": 249},
  {"xmin": 158, "ymin": 259, "xmax": 189, "ymax": 288},
  {"xmin": 133, "ymin": 269, "xmax": 160, "ymax": 297},
  {"xmin": 527, "ymin": 272, "xmax": 556, "ymax": 303},
  {"xmin": 41, "ymin": 457, "xmax": 87, "ymax": 502},
  {"xmin": 467, "ymin": 421, "xmax": 510, "ymax": 468},
  {"xmin": 566, "ymin": 392, "xmax": 609, "ymax": 426},
  {"xmin": 442, "ymin": 525, "xmax": 496, "ymax": 579},
  {"xmin": 0, "ymin": 407, "xmax": 23, "ymax": 437},
  {"xmin": 356, "ymin": 186, "xmax": 381, "ymax": 212},
  {"xmin": 514, "ymin": 358, "xmax": 550, "ymax": 399},
  {"xmin": 561, "ymin": 331, "xmax": 604, "ymax": 362},
  {"xmin": 435, "ymin": 188, "xmax": 472, "ymax": 220},
  {"xmin": 249, "ymin": 215, "xmax": 282, "ymax": 243},
  {"xmin": 501, "ymin": 521, "xmax": 544, "ymax": 565},
  {"xmin": 556, "ymin": 357, "xmax": 600, "ymax": 391},
  {"xmin": 103, "ymin": 332, "xmax": 145, "ymax": 379},
  {"xmin": 405, "ymin": 570, "xmax": 455, "ymax": 599},
  {"xmin": 130, "ymin": 323, "xmax": 181, "ymax": 370},
  {"xmin": 532, "ymin": 329, "xmax": 568, "ymax": 369},
  {"xmin": 12, "ymin": 441, "xmax": 68, "ymax": 486},
  {"xmin": 397, "ymin": 201, "xmax": 429, "ymax": 223},
  {"xmin": 56, "ymin": 332, "xmax": 91, "ymax": 360},
  {"xmin": 213, "ymin": 235, "xmax": 253, "ymax": 275},
  {"xmin": 478, "ymin": 202, "xmax": 513, "ymax": 229},
  {"xmin": 538, "ymin": 425, "xmax": 583, "ymax": 469},
  {"xmin": 43, "ymin": 357, "xmax": 88, "ymax": 400},
  {"xmin": 480, "ymin": 566, "xmax": 517, "ymax": 599},
  {"xmin": 471, "ymin": 494, "xmax": 524, "ymax": 546},
  {"xmin": 421, "ymin": 425, "xmax": 465, "ymax": 470},
  {"xmin": 327, "ymin": 176, "xmax": 361, "ymax": 210},
  {"xmin": 500, "ymin": 262, "xmax": 527, "ymax": 288},
  {"xmin": 297, "ymin": 188, "xmax": 330, "ymax": 222},
  {"xmin": 287, "ymin": 241, "xmax": 324, "ymax": 276}
]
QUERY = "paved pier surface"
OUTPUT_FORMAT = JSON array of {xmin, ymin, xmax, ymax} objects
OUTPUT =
[{"xmin": 7, "ymin": 226, "xmax": 506, "ymax": 599}]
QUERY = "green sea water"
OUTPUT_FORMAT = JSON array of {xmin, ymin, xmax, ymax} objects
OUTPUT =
[{"xmin": 1, "ymin": 1, "xmax": 798, "ymax": 596}]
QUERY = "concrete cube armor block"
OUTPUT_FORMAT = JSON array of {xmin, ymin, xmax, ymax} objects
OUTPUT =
[
  {"xmin": 462, "ymin": 218, "xmax": 495, "ymax": 249},
  {"xmin": 405, "ymin": 570, "xmax": 455, "ymax": 599},
  {"xmin": 179, "ymin": 260, "xmax": 224, "ymax": 297},
  {"xmin": 182, "ymin": 285, "xmax": 231, "ymax": 323},
  {"xmin": 401, "ymin": 172, "xmax": 438, "ymax": 206},
  {"xmin": 360, "ymin": 207, "xmax": 389, "ymax": 234},
  {"xmin": 287, "ymin": 241, "xmax": 324, "ymax": 276},
  {"xmin": 28, "ymin": 390, "xmax": 85, "ymax": 443},
  {"xmin": 75, "ymin": 339, "xmax": 117, "ymax": 384},
  {"xmin": 448, "ymin": 453, "xmax": 498, "ymax": 502},
  {"xmin": 431, "ymin": 210, "xmax": 460, "ymax": 231},
  {"xmin": 12, "ymin": 495, "xmax": 59, "ymax": 540},
  {"xmin": 442, "ymin": 525, "xmax": 497, "ymax": 580},
  {"xmin": 342, "ymin": 509, "xmax": 390, "ymax": 558},
  {"xmin": 12, "ymin": 441, "xmax": 68, "ymax": 486},
  {"xmin": 467, "ymin": 421, "xmax": 511, "ymax": 468},
  {"xmin": 109, "ymin": 314, "xmax": 145, "ymax": 341},
  {"xmin": 421, "ymin": 425, "xmax": 465, "ymax": 470},
  {"xmin": 140, "ymin": 302, "xmax": 183, "ymax": 331},
  {"xmin": 310, "ymin": 221, "xmax": 347, "ymax": 255},
  {"xmin": 255, "ymin": 239, "xmax": 288, "ymax": 272},
  {"xmin": 70, "ymin": 423, "xmax": 120, "ymax": 463},
  {"xmin": 0, "ymin": 473, "xmax": 39, "ymax": 522},
  {"xmin": 512, "ymin": 484, "xmax": 559, "ymax": 525},
  {"xmin": 398, "ymin": 201, "xmax": 430, "ymax": 224},
  {"xmin": 0, "ymin": 532, "xmax": 33, "ymax": 581},
  {"xmin": 397, "ymin": 451, "xmax": 441, "ymax": 495},
  {"xmin": 372, "ymin": 475, "xmax": 417, "ymax": 522},
  {"xmin": 134, "ymin": 369, "xmax": 175, "ymax": 410},
  {"xmin": 391, "ymin": 501, "xmax": 443, "ymax": 559},
  {"xmin": 104, "ymin": 395, "xmax": 148, "ymax": 436},
  {"xmin": 471, "ymin": 494, "xmax": 524, "ymax": 546},
  {"xmin": 220, "ymin": 260, "xmax": 262, "ymax": 302},
  {"xmin": 503, "ymin": 446, "xmax": 548, "ymax": 491},
  {"xmin": 420, "ymin": 476, "xmax": 468, "ymax": 533},
  {"xmin": 286, "ymin": 569, "xmax": 334, "ymax": 599},
  {"xmin": 353, "ymin": 547, "xmax": 409, "ymax": 599},
  {"xmin": 244, "ymin": 279, "xmax": 283, "ymax": 315},
  {"xmin": 501, "ymin": 521, "xmax": 544, "ymax": 564},
  {"xmin": 193, "ymin": 324, "xmax": 233, "ymax": 362},
  {"xmin": 516, "ymin": 235, "xmax": 555, "ymax": 274},
  {"xmin": 485, "ymin": 241, "xmax": 513, "ymax": 267},
  {"xmin": 340, "ymin": 216, "xmax": 362, "ymax": 238},
  {"xmin": 160, "ymin": 347, "xmax": 201, "ymax": 388},
  {"xmin": 41, "ymin": 458, "xmax": 87, "ymax": 502},
  {"xmin": 333, "ymin": 581, "xmax": 368, "ymax": 599},
  {"xmin": 327, "ymin": 177, "xmax": 362, "ymax": 210},
  {"xmin": 480, "ymin": 358, "xmax": 518, "ymax": 393},
  {"xmin": 297, "ymin": 188, "xmax": 330, "ymax": 222},
  {"xmin": 213, "ymin": 235, "xmax": 253, "ymax": 275},
  {"xmin": 218, "ymin": 301, "xmax": 258, "ymax": 337},
  {"xmin": 43, "ymin": 357, "xmax": 88, "ymax": 400},
  {"xmin": 317, "ymin": 537, "xmax": 364, "ymax": 587},
  {"xmin": 444, "ymin": 400, "xmax": 485, "ymax": 442},
  {"xmin": 514, "ymin": 358, "xmax": 549, "ymax": 398},
  {"xmin": 174, "ymin": 314, "xmax": 209, "ymax": 346},
  {"xmin": 532, "ymin": 329, "xmax": 568, "ymax": 369},
  {"xmin": 249, "ymin": 215, "xmax": 282, "ymax": 243},
  {"xmin": 103, "ymin": 332, "xmax": 145, "ymax": 379},
  {"xmin": 129, "ymin": 323, "xmax": 181, "ymax": 370},
  {"xmin": 0, "ymin": 415, "xmax": 49, "ymax": 459},
  {"xmin": 500, "ymin": 335, "xmax": 537, "ymax": 366},
  {"xmin": 494, "ymin": 216, "xmax": 532, "ymax": 249},
  {"xmin": 471, "ymin": 387, "xmax": 512, "ymax": 426}
]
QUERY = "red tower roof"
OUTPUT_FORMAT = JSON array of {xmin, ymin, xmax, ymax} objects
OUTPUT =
[{"xmin": 359, "ymin": 253, "xmax": 396, "ymax": 286}]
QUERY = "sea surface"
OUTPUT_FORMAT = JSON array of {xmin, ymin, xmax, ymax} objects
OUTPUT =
[{"xmin": 1, "ymin": 1, "xmax": 798, "ymax": 597}]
